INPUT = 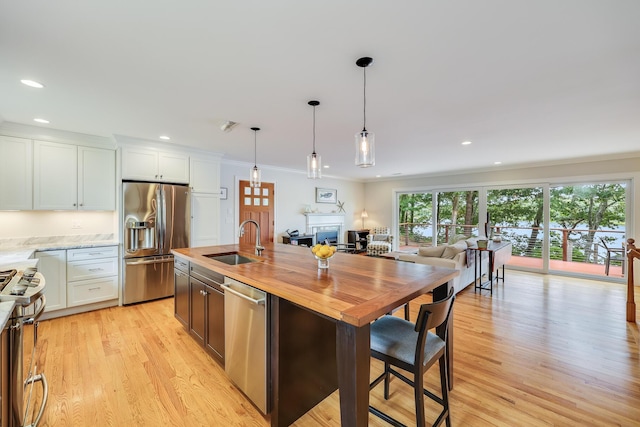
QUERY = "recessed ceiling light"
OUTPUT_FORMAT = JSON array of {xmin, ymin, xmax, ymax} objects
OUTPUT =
[
  {"xmin": 461, "ymin": 140, "xmax": 472, "ymax": 145},
  {"xmin": 21, "ymin": 79, "xmax": 44, "ymax": 88},
  {"xmin": 375, "ymin": 175, "xmax": 382, "ymax": 178},
  {"xmin": 159, "ymin": 135, "xmax": 171, "ymax": 140},
  {"xmin": 494, "ymin": 161, "xmax": 502, "ymax": 165},
  {"xmin": 323, "ymin": 165, "xmax": 330, "ymax": 169},
  {"xmin": 33, "ymin": 118, "xmax": 50, "ymax": 124}
]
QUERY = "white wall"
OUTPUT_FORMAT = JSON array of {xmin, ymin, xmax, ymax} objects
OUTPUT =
[
  {"xmin": 0, "ymin": 211, "xmax": 117, "ymax": 239},
  {"xmin": 220, "ymin": 162, "xmax": 364, "ymax": 244}
]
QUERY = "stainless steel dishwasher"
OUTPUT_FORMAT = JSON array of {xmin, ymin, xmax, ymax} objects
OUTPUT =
[{"xmin": 221, "ymin": 277, "xmax": 267, "ymax": 413}]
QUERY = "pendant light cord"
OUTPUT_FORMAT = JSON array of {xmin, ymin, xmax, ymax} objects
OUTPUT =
[
  {"xmin": 253, "ymin": 129, "xmax": 257, "ymax": 167},
  {"xmin": 312, "ymin": 105, "xmax": 317, "ymax": 154}
]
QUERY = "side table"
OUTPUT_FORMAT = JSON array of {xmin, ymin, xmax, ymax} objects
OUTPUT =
[{"xmin": 469, "ymin": 241, "xmax": 512, "ymax": 294}]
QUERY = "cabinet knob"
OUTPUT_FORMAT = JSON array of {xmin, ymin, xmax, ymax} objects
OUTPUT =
[
  {"xmin": 160, "ymin": 175, "xmax": 163, "ymax": 179},
  {"xmin": 73, "ymin": 203, "xmax": 76, "ymax": 206},
  {"xmin": 79, "ymin": 203, "xmax": 83, "ymax": 207}
]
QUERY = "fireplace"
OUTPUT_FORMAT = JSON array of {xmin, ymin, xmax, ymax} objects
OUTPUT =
[{"xmin": 304, "ymin": 213, "xmax": 344, "ymax": 244}]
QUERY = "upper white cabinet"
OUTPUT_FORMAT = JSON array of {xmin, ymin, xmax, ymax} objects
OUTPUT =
[
  {"xmin": 34, "ymin": 140, "xmax": 77, "ymax": 210},
  {"xmin": 122, "ymin": 147, "xmax": 189, "ymax": 183},
  {"xmin": 78, "ymin": 146, "xmax": 116, "ymax": 210},
  {"xmin": 34, "ymin": 141, "xmax": 115, "ymax": 210},
  {"xmin": 190, "ymin": 156, "xmax": 221, "ymax": 193},
  {"xmin": 0, "ymin": 136, "xmax": 33, "ymax": 210}
]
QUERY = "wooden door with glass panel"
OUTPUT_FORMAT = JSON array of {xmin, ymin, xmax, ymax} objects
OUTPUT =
[{"xmin": 238, "ymin": 180, "xmax": 274, "ymax": 244}]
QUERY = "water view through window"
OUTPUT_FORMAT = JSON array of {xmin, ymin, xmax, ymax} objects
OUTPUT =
[{"xmin": 397, "ymin": 180, "xmax": 628, "ymax": 279}]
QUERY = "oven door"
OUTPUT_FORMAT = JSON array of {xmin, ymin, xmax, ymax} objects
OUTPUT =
[
  {"xmin": 11, "ymin": 295, "xmax": 48, "ymax": 427},
  {"xmin": 1, "ymin": 322, "xmax": 9, "ymax": 427}
]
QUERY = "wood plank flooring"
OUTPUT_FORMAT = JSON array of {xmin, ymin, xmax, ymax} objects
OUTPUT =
[{"xmin": 24, "ymin": 271, "xmax": 640, "ymax": 426}]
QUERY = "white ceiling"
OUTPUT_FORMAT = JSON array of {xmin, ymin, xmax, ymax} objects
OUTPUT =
[{"xmin": 1, "ymin": 0, "xmax": 639, "ymax": 181}]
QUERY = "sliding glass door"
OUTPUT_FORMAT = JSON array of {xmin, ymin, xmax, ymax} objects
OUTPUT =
[
  {"xmin": 436, "ymin": 190, "xmax": 479, "ymax": 243},
  {"xmin": 395, "ymin": 179, "xmax": 629, "ymax": 280},
  {"xmin": 398, "ymin": 192, "xmax": 433, "ymax": 250},
  {"xmin": 487, "ymin": 186, "xmax": 545, "ymax": 270},
  {"xmin": 548, "ymin": 182, "xmax": 627, "ymax": 277}
]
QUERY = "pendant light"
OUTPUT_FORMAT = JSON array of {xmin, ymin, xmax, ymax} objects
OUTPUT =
[
  {"xmin": 355, "ymin": 56, "xmax": 375, "ymax": 167},
  {"xmin": 307, "ymin": 100, "xmax": 322, "ymax": 179},
  {"xmin": 249, "ymin": 127, "xmax": 261, "ymax": 188}
]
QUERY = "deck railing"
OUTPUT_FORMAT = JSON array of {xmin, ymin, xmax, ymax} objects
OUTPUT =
[{"xmin": 399, "ymin": 222, "xmax": 626, "ymax": 267}]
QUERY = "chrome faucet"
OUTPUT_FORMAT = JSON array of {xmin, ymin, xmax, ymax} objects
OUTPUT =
[{"xmin": 239, "ymin": 219, "xmax": 265, "ymax": 256}]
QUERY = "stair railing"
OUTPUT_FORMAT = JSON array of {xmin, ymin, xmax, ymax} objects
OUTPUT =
[{"xmin": 626, "ymin": 238, "xmax": 639, "ymax": 322}]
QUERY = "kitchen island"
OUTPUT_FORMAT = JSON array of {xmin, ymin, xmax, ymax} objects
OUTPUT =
[{"xmin": 173, "ymin": 243, "xmax": 459, "ymax": 427}]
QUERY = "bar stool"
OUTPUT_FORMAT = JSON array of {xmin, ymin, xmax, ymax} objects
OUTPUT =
[{"xmin": 369, "ymin": 288, "xmax": 455, "ymax": 427}]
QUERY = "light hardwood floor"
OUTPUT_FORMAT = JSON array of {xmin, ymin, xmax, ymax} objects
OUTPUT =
[{"xmin": 25, "ymin": 271, "xmax": 640, "ymax": 426}]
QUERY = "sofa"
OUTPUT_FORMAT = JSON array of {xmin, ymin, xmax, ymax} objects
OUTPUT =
[{"xmin": 396, "ymin": 236, "xmax": 489, "ymax": 295}]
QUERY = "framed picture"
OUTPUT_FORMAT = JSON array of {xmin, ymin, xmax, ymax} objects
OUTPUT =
[
  {"xmin": 220, "ymin": 187, "xmax": 228, "ymax": 200},
  {"xmin": 316, "ymin": 187, "xmax": 337, "ymax": 204}
]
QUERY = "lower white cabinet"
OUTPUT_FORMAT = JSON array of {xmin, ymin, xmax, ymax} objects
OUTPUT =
[
  {"xmin": 35, "ymin": 245, "xmax": 119, "ymax": 316},
  {"xmin": 67, "ymin": 276, "xmax": 118, "ymax": 307},
  {"xmin": 67, "ymin": 247, "xmax": 118, "ymax": 307},
  {"xmin": 35, "ymin": 250, "xmax": 67, "ymax": 312}
]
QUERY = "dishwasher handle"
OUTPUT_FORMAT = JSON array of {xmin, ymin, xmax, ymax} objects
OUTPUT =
[{"xmin": 221, "ymin": 284, "xmax": 265, "ymax": 305}]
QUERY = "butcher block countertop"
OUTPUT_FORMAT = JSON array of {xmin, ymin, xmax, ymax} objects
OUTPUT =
[{"xmin": 172, "ymin": 243, "xmax": 459, "ymax": 327}]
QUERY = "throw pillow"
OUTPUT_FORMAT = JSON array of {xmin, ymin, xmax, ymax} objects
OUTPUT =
[
  {"xmin": 464, "ymin": 237, "xmax": 478, "ymax": 247},
  {"xmin": 372, "ymin": 234, "xmax": 390, "ymax": 241},
  {"xmin": 442, "ymin": 241, "xmax": 467, "ymax": 259},
  {"xmin": 418, "ymin": 245, "xmax": 446, "ymax": 257}
]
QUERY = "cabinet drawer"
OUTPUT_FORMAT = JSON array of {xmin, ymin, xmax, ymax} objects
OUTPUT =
[
  {"xmin": 68, "ymin": 257, "xmax": 118, "ymax": 281},
  {"xmin": 67, "ymin": 246, "xmax": 118, "ymax": 261},
  {"xmin": 174, "ymin": 257, "xmax": 189, "ymax": 273},
  {"xmin": 68, "ymin": 276, "xmax": 118, "ymax": 307}
]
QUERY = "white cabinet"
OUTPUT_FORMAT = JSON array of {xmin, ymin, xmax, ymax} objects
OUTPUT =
[
  {"xmin": 122, "ymin": 147, "xmax": 189, "ymax": 183},
  {"xmin": 190, "ymin": 156, "xmax": 221, "ymax": 194},
  {"xmin": 189, "ymin": 155, "xmax": 221, "ymax": 247},
  {"xmin": 191, "ymin": 193, "xmax": 220, "ymax": 247},
  {"xmin": 67, "ymin": 246, "xmax": 118, "ymax": 307},
  {"xmin": 0, "ymin": 136, "xmax": 33, "ymax": 210},
  {"xmin": 33, "ymin": 141, "xmax": 115, "ymax": 210},
  {"xmin": 33, "ymin": 140, "xmax": 77, "ymax": 210},
  {"xmin": 36, "ymin": 246, "xmax": 119, "ymax": 315},
  {"xmin": 35, "ymin": 250, "xmax": 67, "ymax": 312},
  {"xmin": 78, "ymin": 146, "xmax": 116, "ymax": 210}
]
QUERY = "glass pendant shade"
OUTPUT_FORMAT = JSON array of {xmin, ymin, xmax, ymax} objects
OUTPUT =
[
  {"xmin": 355, "ymin": 57, "xmax": 375, "ymax": 168},
  {"xmin": 307, "ymin": 152, "xmax": 322, "ymax": 179},
  {"xmin": 307, "ymin": 100, "xmax": 322, "ymax": 179},
  {"xmin": 355, "ymin": 129, "xmax": 375, "ymax": 167},
  {"xmin": 249, "ymin": 127, "xmax": 261, "ymax": 187},
  {"xmin": 250, "ymin": 165, "xmax": 261, "ymax": 188}
]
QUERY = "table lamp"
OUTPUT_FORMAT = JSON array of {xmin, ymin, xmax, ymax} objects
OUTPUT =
[{"xmin": 361, "ymin": 209, "xmax": 368, "ymax": 229}]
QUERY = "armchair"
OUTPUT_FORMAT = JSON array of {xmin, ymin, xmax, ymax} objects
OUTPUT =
[{"xmin": 367, "ymin": 227, "xmax": 393, "ymax": 256}]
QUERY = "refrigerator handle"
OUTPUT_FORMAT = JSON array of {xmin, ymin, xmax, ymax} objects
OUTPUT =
[
  {"xmin": 156, "ymin": 186, "xmax": 163, "ymax": 252},
  {"xmin": 160, "ymin": 186, "xmax": 167, "ymax": 251}
]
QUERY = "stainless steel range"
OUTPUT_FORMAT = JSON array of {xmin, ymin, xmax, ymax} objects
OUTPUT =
[{"xmin": 0, "ymin": 268, "xmax": 47, "ymax": 427}]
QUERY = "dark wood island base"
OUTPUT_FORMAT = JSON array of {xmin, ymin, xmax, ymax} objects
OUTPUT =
[{"xmin": 173, "ymin": 243, "xmax": 458, "ymax": 427}]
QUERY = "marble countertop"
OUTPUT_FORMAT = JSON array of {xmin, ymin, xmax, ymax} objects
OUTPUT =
[
  {"xmin": 0, "ymin": 234, "xmax": 118, "ymax": 271},
  {"xmin": 0, "ymin": 301, "xmax": 15, "ymax": 330},
  {"xmin": 22, "ymin": 240, "xmax": 119, "ymax": 252},
  {"xmin": 0, "ymin": 249, "xmax": 38, "ymax": 271}
]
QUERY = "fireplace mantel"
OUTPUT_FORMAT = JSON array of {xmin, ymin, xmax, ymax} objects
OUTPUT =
[{"xmin": 304, "ymin": 213, "xmax": 345, "ymax": 244}]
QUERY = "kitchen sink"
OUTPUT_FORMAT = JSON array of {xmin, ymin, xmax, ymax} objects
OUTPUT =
[{"xmin": 203, "ymin": 252, "xmax": 259, "ymax": 265}]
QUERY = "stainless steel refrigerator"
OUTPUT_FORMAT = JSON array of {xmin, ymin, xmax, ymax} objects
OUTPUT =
[{"xmin": 122, "ymin": 181, "xmax": 190, "ymax": 304}]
